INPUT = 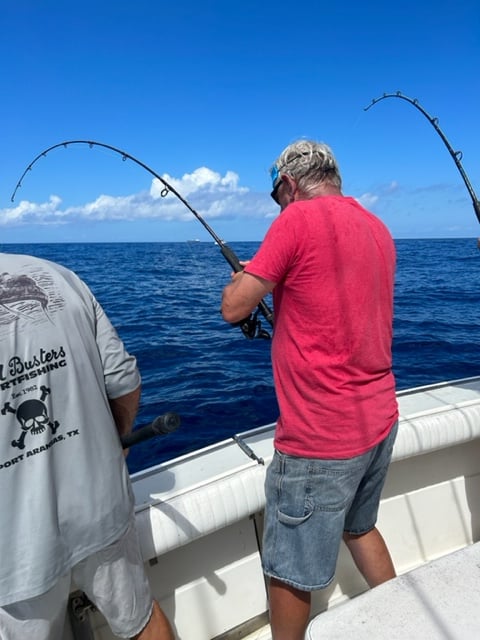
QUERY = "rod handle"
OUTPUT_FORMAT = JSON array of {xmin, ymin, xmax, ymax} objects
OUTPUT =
[{"xmin": 121, "ymin": 412, "xmax": 181, "ymax": 448}]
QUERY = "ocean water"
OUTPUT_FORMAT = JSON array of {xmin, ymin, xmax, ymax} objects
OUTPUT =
[{"xmin": 2, "ymin": 238, "xmax": 480, "ymax": 473}]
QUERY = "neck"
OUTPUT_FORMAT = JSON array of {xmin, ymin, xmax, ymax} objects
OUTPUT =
[{"xmin": 297, "ymin": 183, "xmax": 342, "ymax": 200}]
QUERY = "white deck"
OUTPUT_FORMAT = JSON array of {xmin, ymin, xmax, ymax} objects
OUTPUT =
[{"xmin": 307, "ymin": 542, "xmax": 480, "ymax": 639}]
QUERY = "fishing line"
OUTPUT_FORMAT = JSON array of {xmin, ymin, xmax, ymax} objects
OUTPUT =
[
  {"xmin": 11, "ymin": 140, "xmax": 273, "ymax": 339},
  {"xmin": 364, "ymin": 91, "xmax": 480, "ymax": 225}
]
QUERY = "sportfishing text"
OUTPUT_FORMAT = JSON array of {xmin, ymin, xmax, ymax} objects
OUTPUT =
[{"xmin": 0, "ymin": 346, "xmax": 67, "ymax": 390}]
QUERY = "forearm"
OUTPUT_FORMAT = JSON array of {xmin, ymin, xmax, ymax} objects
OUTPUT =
[
  {"xmin": 109, "ymin": 385, "xmax": 141, "ymax": 438},
  {"xmin": 221, "ymin": 271, "xmax": 275, "ymax": 324},
  {"xmin": 222, "ymin": 273, "xmax": 256, "ymax": 323}
]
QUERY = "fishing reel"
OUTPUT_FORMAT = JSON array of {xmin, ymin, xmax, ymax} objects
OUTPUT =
[{"xmin": 235, "ymin": 309, "xmax": 271, "ymax": 340}]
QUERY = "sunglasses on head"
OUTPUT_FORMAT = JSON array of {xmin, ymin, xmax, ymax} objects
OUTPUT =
[{"xmin": 269, "ymin": 152, "xmax": 311, "ymax": 204}]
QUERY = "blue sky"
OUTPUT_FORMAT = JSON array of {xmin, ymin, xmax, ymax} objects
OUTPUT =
[{"xmin": 1, "ymin": 0, "xmax": 479, "ymax": 243}]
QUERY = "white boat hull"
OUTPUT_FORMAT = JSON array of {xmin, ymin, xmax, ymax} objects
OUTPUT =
[{"xmin": 64, "ymin": 376, "xmax": 480, "ymax": 639}]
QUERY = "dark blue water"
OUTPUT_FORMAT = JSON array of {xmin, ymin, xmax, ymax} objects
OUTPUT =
[{"xmin": 2, "ymin": 239, "xmax": 480, "ymax": 473}]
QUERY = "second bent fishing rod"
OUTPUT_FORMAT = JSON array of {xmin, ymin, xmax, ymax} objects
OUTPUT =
[
  {"xmin": 11, "ymin": 140, "xmax": 274, "ymax": 340},
  {"xmin": 364, "ymin": 91, "xmax": 480, "ymax": 225}
]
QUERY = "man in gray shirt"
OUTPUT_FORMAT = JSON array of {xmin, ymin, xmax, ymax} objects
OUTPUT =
[{"xmin": 0, "ymin": 253, "xmax": 174, "ymax": 639}]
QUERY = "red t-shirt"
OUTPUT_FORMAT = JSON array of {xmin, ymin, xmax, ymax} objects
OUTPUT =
[{"xmin": 245, "ymin": 195, "xmax": 398, "ymax": 458}]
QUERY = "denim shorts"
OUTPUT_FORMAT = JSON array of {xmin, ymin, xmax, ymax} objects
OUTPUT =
[{"xmin": 262, "ymin": 421, "xmax": 398, "ymax": 591}]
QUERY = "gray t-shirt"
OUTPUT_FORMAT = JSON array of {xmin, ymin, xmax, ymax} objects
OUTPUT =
[{"xmin": 0, "ymin": 253, "xmax": 141, "ymax": 605}]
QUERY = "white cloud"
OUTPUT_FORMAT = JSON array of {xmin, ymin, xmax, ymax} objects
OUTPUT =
[
  {"xmin": 356, "ymin": 193, "xmax": 379, "ymax": 208},
  {"xmin": 2, "ymin": 170, "xmax": 409, "ymax": 230},
  {"xmin": 0, "ymin": 195, "xmax": 67, "ymax": 226},
  {"xmin": 150, "ymin": 167, "xmax": 246, "ymax": 199},
  {"xmin": 355, "ymin": 182, "xmax": 399, "ymax": 209},
  {"xmin": 384, "ymin": 181, "xmax": 399, "ymax": 194},
  {"xmin": 0, "ymin": 168, "xmax": 277, "ymax": 227}
]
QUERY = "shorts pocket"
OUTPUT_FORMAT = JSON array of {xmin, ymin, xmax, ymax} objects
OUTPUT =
[{"xmin": 277, "ymin": 509, "xmax": 314, "ymax": 526}]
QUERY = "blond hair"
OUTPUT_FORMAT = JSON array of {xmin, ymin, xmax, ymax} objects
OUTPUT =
[{"xmin": 271, "ymin": 139, "xmax": 342, "ymax": 196}]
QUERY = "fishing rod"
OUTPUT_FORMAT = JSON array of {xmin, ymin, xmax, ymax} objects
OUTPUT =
[
  {"xmin": 120, "ymin": 411, "xmax": 181, "ymax": 449},
  {"xmin": 11, "ymin": 140, "xmax": 273, "ymax": 339},
  {"xmin": 364, "ymin": 91, "xmax": 480, "ymax": 225}
]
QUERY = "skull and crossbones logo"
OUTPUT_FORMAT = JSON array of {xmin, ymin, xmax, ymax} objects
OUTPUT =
[{"xmin": 2, "ymin": 385, "xmax": 60, "ymax": 450}]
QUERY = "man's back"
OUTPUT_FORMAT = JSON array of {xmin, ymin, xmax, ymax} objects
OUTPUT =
[
  {"xmin": 245, "ymin": 195, "xmax": 398, "ymax": 458},
  {"xmin": 0, "ymin": 253, "xmax": 139, "ymax": 606}
]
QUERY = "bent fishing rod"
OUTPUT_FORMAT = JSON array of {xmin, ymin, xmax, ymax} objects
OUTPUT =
[
  {"xmin": 11, "ymin": 140, "xmax": 273, "ymax": 340},
  {"xmin": 364, "ymin": 91, "xmax": 480, "ymax": 225}
]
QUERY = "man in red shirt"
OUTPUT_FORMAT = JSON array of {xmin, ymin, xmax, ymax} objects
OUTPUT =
[{"xmin": 221, "ymin": 139, "xmax": 398, "ymax": 640}]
